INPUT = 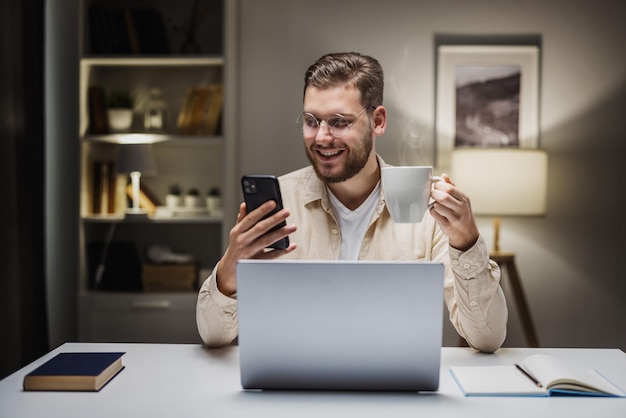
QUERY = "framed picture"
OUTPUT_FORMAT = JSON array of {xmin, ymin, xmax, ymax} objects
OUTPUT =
[{"xmin": 435, "ymin": 45, "xmax": 539, "ymax": 169}]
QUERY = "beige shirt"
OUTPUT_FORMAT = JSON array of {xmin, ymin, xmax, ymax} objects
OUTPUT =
[{"xmin": 197, "ymin": 160, "xmax": 508, "ymax": 353}]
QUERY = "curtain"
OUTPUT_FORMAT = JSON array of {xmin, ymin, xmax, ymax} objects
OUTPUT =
[{"xmin": 0, "ymin": 0, "xmax": 48, "ymax": 379}]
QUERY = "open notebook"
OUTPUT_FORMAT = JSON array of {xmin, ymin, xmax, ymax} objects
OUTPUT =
[
  {"xmin": 236, "ymin": 260, "xmax": 445, "ymax": 391},
  {"xmin": 450, "ymin": 353, "xmax": 625, "ymax": 397}
]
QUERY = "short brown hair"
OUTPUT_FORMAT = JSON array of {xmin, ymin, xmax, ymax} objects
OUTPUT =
[{"xmin": 304, "ymin": 52, "xmax": 384, "ymax": 108}]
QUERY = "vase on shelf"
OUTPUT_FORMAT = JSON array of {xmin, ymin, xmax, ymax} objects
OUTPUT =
[
  {"xmin": 107, "ymin": 109, "xmax": 133, "ymax": 132},
  {"xmin": 166, "ymin": 184, "xmax": 182, "ymax": 210},
  {"xmin": 107, "ymin": 90, "xmax": 134, "ymax": 133},
  {"xmin": 185, "ymin": 188, "xmax": 201, "ymax": 209},
  {"xmin": 206, "ymin": 187, "xmax": 222, "ymax": 215}
]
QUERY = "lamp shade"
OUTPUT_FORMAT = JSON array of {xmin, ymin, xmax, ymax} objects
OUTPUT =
[
  {"xmin": 116, "ymin": 144, "xmax": 157, "ymax": 175},
  {"xmin": 451, "ymin": 148, "xmax": 547, "ymax": 216}
]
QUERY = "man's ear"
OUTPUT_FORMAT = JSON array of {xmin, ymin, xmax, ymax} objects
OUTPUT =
[{"xmin": 372, "ymin": 106, "xmax": 387, "ymax": 136}]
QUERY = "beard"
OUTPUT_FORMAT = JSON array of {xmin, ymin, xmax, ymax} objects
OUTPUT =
[{"xmin": 305, "ymin": 128, "xmax": 374, "ymax": 184}]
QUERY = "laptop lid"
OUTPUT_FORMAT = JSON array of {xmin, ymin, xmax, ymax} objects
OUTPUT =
[{"xmin": 236, "ymin": 260, "xmax": 444, "ymax": 391}]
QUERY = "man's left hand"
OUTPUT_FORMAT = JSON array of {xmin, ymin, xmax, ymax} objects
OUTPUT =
[{"xmin": 429, "ymin": 173, "xmax": 480, "ymax": 251}]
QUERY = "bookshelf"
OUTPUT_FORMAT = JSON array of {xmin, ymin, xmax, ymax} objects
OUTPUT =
[{"xmin": 77, "ymin": 0, "xmax": 231, "ymax": 344}]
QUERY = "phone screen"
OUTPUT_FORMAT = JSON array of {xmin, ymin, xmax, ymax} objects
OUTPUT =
[{"xmin": 241, "ymin": 175, "xmax": 289, "ymax": 249}]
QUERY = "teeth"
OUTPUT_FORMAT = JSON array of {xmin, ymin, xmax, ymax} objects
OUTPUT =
[{"xmin": 319, "ymin": 150, "xmax": 340, "ymax": 157}]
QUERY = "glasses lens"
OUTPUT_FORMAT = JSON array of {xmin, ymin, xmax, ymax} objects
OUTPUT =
[
  {"xmin": 298, "ymin": 113, "xmax": 319, "ymax": 135},
  {"xmin": 327, "ymin": 116, "xmax": 350, "ymax": 138}
]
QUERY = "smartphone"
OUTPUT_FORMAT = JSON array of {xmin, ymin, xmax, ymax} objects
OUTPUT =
[{"xmin": 241, "ymin": 175, "xmax": 289, "ymax": 250}]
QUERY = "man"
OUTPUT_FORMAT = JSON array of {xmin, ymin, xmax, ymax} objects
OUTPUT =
[{"xmin": 197, "ymin": 52, "xmax": 507, "ymax": 353}]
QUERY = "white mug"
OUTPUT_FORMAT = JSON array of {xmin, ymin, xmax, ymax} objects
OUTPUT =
[{"xmin": 381, "ymin": 166, "xmax": 445, "ymax": 223}]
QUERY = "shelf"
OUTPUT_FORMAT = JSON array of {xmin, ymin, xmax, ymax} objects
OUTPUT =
[
  {"xmin": 80, "ymin": 290, "xmax": 198, "ymax": 298},
  {"xmin": 79, "ymin": 62, "xmax": 223, "ymax": 139},
  {"xmin": 77, "ymin": 0, "xmax": 227, "ymax": 345},
  {"xmin": 82, "ymin": 214, "xmax": 223, "ymax": 224},
  {"xmin": 82, "ymin": 133, "xmax": 223, "ymax": 145},
  {"xmin": 80, "ymin": 56, "xmax": 224, "ymax": 67}
]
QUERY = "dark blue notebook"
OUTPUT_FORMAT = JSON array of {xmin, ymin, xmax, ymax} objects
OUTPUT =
[{"xmin": 23, "ymin": 352, "xmax": 125, "ymax": 391}]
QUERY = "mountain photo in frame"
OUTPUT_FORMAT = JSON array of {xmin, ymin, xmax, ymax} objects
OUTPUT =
[{"xmin": 435, "ymin": 45, "xmax": 539, "ymax": 169}]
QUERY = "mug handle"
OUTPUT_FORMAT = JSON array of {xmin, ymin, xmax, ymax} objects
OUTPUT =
[{"xmin": 427, "ymin": 176, "xmax": 446, "ymax": 210}]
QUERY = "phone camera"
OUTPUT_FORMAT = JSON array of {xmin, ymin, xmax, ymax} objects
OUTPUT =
[{"xmin": 243, "ymin": 179, "xmax": 257, "ymax": 194}]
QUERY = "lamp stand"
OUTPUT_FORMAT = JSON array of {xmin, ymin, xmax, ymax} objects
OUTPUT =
[
  {"xmin": 125, "ymin": 171, "xmax": 148, "ymax": 219},
  {"xmin": 484, "ymin": 216, "xmax": 538, "ymax": 347},
  {"xmin": 488, "ymin": 251, "xmax": 539, "ymax": 348},
  {"xmin": 493, "ymin": 216, "xmax": 501, "ymax": 253}
]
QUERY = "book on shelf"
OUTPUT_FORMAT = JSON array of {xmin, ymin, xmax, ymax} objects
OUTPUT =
[
  {"xmin": 177, "ymin": 84, "xmax": 223, "ymax": 136},
  {"xmin": 203, "ymin": 83, "xmax": 223, "ymax": 136},
  {"xmin": 99, "ymin": 161, "xmax": 111, "ymax": 214},
  {"xmin": 88, "ymin": 5, "xmax": 131, "ymax": 54},
  {"xmin": 450, "ymin": 353, "xmax": 625, "ymax": 397},
  {"xmin": 128, "ymin": 7, "xmax": 170, "ymax": 55},
  {"xmin": 87, "ymin": 86, "xmax": 109, "ymax": 134},
  {"xmin": 23, "ymin": 352, "xmax": 125, "ymax": 392},
  {"xmin": 188, "ymin": 87, "xmax": 210, "ymax": 135},
  {"xmin": 88, "ymin": 4, "xmax": 169, "ymax": 55},
  {"xmin": 88, "ymin": 161, "xmax": 115, "ymax": 215}
]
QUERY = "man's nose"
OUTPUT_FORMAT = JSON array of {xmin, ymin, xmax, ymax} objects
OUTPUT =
[{"xmin": 315, "ymin": 121, "xmax": 333, "ymax": 143}]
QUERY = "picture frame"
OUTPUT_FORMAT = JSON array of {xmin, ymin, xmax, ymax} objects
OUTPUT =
[{"xmin": 435, "ymin": 45, "xmax": 539, "ymax": 169}]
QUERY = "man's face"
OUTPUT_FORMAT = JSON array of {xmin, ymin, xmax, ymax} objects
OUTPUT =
[{"xmin": 302, "ymin": 86, "xmax": 374, "ymax": 183}]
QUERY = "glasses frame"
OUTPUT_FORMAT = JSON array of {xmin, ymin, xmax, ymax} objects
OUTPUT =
[{"xmin": 296, "ymin": 105, "xmax": 375, "ymax": 138}]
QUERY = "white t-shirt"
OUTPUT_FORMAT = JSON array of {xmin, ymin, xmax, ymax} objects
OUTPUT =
[{"xmin": 327, "ymin": 182, "xmax": 381, "ymax": 260}]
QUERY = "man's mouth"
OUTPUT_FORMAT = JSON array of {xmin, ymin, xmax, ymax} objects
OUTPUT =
[{"xmin": 317, "ymin": 149, "xmax": 341, "ymax": 157}]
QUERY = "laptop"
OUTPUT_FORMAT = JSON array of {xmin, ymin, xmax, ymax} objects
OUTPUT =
[{"xmin": 236, "ymin": 260, "xmax": 444, "ymax": 392}]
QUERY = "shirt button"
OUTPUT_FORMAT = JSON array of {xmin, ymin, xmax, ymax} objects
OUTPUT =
[
  {"xmin": 331, "ymin": 228, "xmax": 338, "ymax": 235},
  {"xmin": 463, "ymin": 263, "xmax": 471, "ymax": 269},
  {"xmin": 470, "ymin": 300, "xmax": 478, "ymax": 306},
  {"xmin": 453, "ymin": 259, "xmax": 459, "ymax": 266}
]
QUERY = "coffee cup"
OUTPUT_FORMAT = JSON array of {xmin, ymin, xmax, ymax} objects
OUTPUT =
[{"xmin": 381, "ymin": 166, "xmax": 445, "ymax": 223}]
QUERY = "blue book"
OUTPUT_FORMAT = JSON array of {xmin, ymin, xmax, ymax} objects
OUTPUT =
[{"xmin": 23, "ymin": 352, "xmax": 125, "ymax": 392}]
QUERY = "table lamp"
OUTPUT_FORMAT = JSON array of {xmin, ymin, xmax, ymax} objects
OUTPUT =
[
  {"xmin": 451, "ymin": 147, "xmax": 548, "ymax": 348},
  {"xmin": 116, "ymin": 143, "xmax": 157, "ymax": 218},
  {"xmin": 450, "ymin": 148, "xmax": 548, "ymax": 253}
]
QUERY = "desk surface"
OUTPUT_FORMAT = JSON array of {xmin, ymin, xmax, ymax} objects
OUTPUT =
[{"xmin": 1, "ymin": 343, "xmax": 624, "ymax": 418}]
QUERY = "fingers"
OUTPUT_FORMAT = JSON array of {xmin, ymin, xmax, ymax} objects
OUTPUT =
[
  {"xmin": 230, "ymin": 200, "xmax": 295, "ymax": 258},
  {"xmin": 235, "ymin": 202, "xmax": 247, "ymax": 223},
  {"xmin": 440, "ymin": 172, "xmax": 455, "ymax": 186}
]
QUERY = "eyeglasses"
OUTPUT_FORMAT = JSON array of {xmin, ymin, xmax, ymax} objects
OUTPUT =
[{"xmin": 296, "ymin": 106, "xmax": 374, "ymax": 138}]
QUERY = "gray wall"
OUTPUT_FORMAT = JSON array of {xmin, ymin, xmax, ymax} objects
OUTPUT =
[{"xmin": 235, "ymin": 0, "xmax": 626, "ymax": 348}]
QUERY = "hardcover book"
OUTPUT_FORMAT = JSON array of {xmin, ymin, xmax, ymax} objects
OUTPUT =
[{"xmin": 23, "ymin": 352, "xmax": 125, "ymax": 392}]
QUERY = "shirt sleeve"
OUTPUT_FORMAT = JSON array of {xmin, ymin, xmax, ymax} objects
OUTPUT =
[
  {"xmin": 196, "ymin": 263, "xmax": 239, "ymax": 347},
  {"xmin": 445, "ymin": 235, "xmax": 508, "ymax": 353}
]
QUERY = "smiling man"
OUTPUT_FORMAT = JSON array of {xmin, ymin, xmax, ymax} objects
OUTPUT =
[{"xmin": 196, "ymin": 52, "xmax": 508, "ymax": 353}]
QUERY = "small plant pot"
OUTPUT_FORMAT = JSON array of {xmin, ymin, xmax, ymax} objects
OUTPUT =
[
  {"xmin": 185, "ymin": 195, "xmax": 201, "ymax": 209},
  {"xmin": 206, "ymin": 196, "xmax": 222, "ymax": 214},
  {"xmin": 165, "ymin": 194, "xmax": 181, "ymax": 210},
  {"xmin": 107, "ymin": 109, "xmax": 133, "ymax": 132}
]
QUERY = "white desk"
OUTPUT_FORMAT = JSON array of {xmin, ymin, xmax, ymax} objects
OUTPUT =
[{"xmin": 1, "ymin": 343, "xmax": 624, "ymax": 418}]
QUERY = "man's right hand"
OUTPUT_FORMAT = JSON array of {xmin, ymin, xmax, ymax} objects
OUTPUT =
[{"xmin": 215, "ymin": 201, "xmax": 297, "ymax": 296}]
